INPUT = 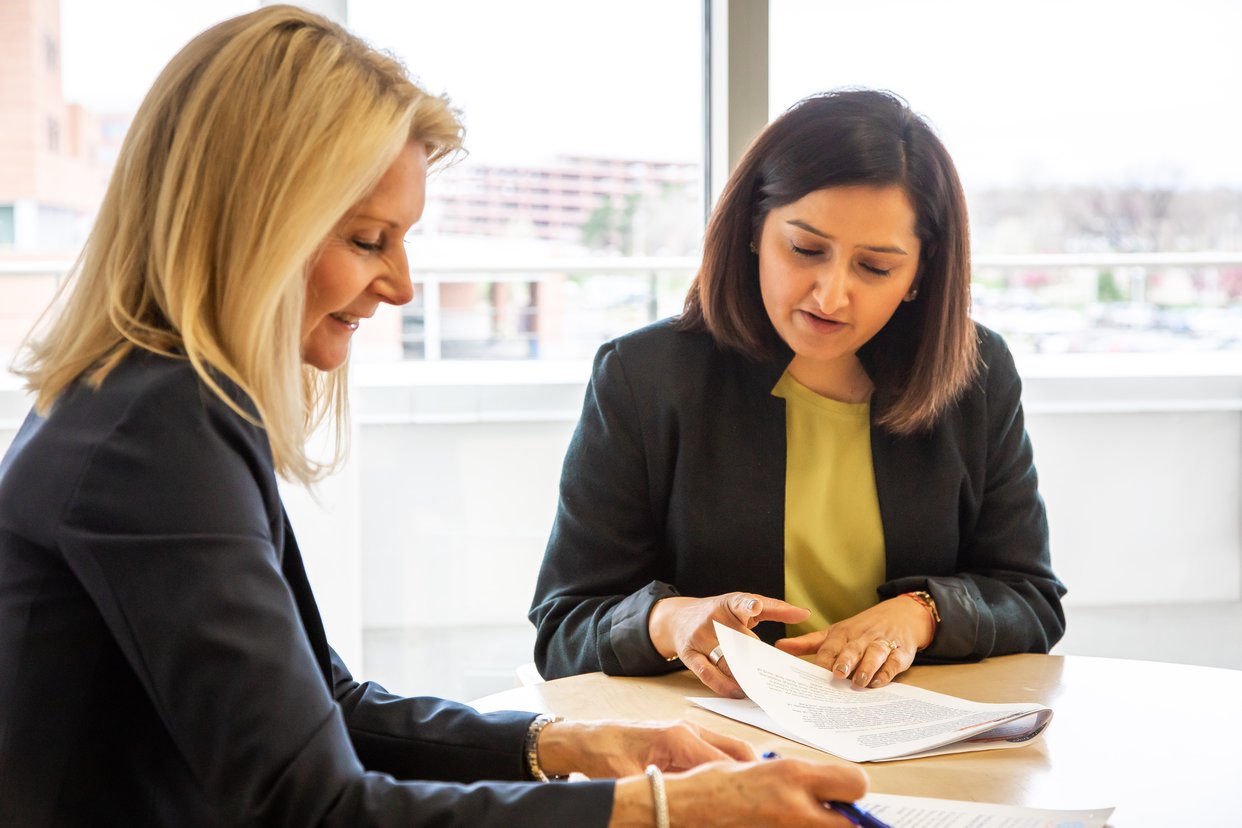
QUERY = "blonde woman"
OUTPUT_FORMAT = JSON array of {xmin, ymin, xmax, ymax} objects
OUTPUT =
[{"xmin": 0, "ymin": 6, "xmax": 868, "ymax": 827}]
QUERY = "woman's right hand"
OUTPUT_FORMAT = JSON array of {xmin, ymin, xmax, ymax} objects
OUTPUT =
[
  {"xmin": 609, "ymin": 758, "xmax": 868, "ymax": 827},
  {"xmin": 648, "ymin": 592, "xmax": 810, "ymax": 697}
]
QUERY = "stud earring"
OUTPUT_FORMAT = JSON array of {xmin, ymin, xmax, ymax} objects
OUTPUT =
[
  {"xmin": 748, "ymin": 241, "xmax": 758, "ymax": 254},
  {"xmin": 903, "ymin": 287, "xmax": 919, "ymax": 302}
]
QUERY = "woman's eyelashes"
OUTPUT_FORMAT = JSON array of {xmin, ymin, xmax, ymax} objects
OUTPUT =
[
  {"xmin": 351, "ymin": 236, "xmax": 384, "ymax": 253},
  {"xmin": 787, "ymin": 241, "xmax": 894, "ymax": 276}
]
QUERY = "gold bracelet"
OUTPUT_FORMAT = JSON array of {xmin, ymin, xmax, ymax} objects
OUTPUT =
[
  {"xmin": 524, "ymin": 714, "xmax": 567, "ymax": 782},
  {"xmin": 645, "ymin": 764, "xmax": 670, "ymax": 828},
  {"xmin": 903, "ymin": 590, "xmax": 941, "ymax": 624}
]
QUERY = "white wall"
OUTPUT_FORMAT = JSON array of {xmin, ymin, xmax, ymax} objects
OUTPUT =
[{"xmin": 1020, "ymin": 358, "xmax": 1242, "ymax": 607}]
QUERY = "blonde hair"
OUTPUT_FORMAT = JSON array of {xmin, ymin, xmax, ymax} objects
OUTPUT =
[{"xmin": 15, "ymin": 5, "xmax": 462, "ymax": 484}]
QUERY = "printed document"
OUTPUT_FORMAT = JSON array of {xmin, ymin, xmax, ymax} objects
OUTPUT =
[
  {"xmin": 859, "ymin": 793, "xmax": 1113, "ymax": 827},
  {"xmin": 690, "ymin": 623, "xmax": 1053, "ymax": 762}
]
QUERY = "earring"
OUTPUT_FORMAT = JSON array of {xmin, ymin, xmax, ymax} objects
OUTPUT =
[
  {"xmin": 903, "ymin": 287, "xmax": 919, "ymax": 302},
  {"xmin": 748, "ymin": 241, "xmax": 758, "ymax": 254}
]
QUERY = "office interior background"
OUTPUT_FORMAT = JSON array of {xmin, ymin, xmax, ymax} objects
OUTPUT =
[{"xmin": 1, "ymin": 0, "xmax": 1239, "ymax": 702}]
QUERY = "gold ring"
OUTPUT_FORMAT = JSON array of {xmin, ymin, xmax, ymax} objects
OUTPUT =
[
  {"xmin": 877, "ymin": 639, "xmax": 899, "ymax": 652},
  {"xmin": 708, "ymin": 645, "xmax": 725, "ymax": 666}
]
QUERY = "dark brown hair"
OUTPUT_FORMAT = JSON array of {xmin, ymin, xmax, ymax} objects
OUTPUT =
[{"xmin": 681, "ymin": 88, "xmax": 978, "ymax": 434}]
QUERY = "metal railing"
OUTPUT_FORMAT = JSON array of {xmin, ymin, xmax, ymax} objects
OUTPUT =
[{"xmin": 3, "ymin": 252, "xmax": 1241, "ymax": 361}]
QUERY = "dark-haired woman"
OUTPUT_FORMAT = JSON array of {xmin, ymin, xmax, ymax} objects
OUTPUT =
[{"xmin": 530, "ymin": 89, "xmax": 1066, "ymax": 698}]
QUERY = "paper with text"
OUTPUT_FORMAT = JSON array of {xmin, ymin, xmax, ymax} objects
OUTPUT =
[
  {"xmin": 860, "ymin": 793, "xmax": 1113, "ymax": 827},
  {"xmin": 690, "ymin": 622, "xmax": 1053, "ymax": 762}
]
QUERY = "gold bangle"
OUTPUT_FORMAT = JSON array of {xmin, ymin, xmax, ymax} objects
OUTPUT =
[
  {"xmin": 903, "ymin": 590, "xmax": 941, "ymax": 624},
  {"xmin": 645, "ymin": 764, "xmax": 670, "ymax": 828},
  {"xmin": 525, "ymin": 714, "xmax": 567, "ymax": 782}
]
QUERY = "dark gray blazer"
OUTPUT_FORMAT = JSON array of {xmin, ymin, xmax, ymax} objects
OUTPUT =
[
  {"xmin": 530, "ymin": 319, "xmax": 1066, "ymax": 679},
  {"xmin": 0, "ymin": 352, "xmax": 612, "ymax": 826}
]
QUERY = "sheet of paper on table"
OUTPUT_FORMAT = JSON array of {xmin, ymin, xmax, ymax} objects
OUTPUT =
[
  {"xmin": 860, "ymin": 793, "xmax": 1114, "ymax": 827},
  {"xmin": 690, "ymin": 622, "xmax": 1054, "ymax": 763}
]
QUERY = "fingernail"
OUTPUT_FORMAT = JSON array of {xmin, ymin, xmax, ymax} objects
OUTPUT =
[
  {"xmin": 744, "ymin": 598, "xmax": 757, "ymax": 612},
  {"xmin": 854, "ymin": 672, "xmax": 869, "ymax": 686},
  {"xmin": 834, "ymin": 662, "xmax": 850, "ymax": 676}
]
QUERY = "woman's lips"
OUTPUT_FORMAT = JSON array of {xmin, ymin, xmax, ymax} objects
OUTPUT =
[
  {"xmin": 798, "ymin": 309, "xmax": 845, "ymax": 333},
  {"xmin": 329, "ymin": 312, "xmax": 360, "ymax": 331}
]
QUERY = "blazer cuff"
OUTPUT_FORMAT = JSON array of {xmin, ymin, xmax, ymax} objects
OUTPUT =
[
  {"xmin": 920, "ymin": 577, "xmax": 991, "ymax": 660},
  {"xmin": 879, "ymin": 577, "xmax": 987, "ymax": 661},
  {"xmin": 608, "ymin": 581, "xmax": 682, "ymax": 675}
]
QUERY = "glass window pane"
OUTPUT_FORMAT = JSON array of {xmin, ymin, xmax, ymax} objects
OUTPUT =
[
  {"xmin": 0, "ymin": 1, "xmax": 261, "ymax": 366},
  {"xmin": 0, "ymin": 205, "xmax": 14, "ymax": 246},
  {"xmin": 769, "ymin": 0, "xmax": 1242, "ymax": 353},
  {"xmin": 348, "ymin": 0, "xmax": 704, "ymax": 364}
]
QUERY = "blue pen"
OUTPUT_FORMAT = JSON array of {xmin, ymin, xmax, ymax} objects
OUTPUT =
[{"xmin": 761, "ymin": 751, "xmax": 894, "ymax": 828}]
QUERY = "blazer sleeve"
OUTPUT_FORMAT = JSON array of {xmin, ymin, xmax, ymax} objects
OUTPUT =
[
  {"xmin": 329, "ymin": 649, "xmax": 537, "ymax": 783},
  {"xmin": 880, "ymin": 337, "xmax": 1067, "ymax": 660},
  {"xmin": 57, "ymin": 379, "xmax": 614, "ymax": 827},
  {"xmin": 530, "ymin": 342, "xmax": 682, "ymax": 679}
]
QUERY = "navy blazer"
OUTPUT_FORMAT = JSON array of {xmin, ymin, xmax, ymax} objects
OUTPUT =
[
  {"xmin": 0, "ymin": 352, "xmax": 613, "ymax": 826},
  {"xmin": 530, "ymin": 319, "xmax": 1066, "ymax": 679}
]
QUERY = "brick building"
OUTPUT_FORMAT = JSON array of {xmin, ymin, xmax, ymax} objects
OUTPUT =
[
  {"xmin": 425, "ymin": 154, "xmax": 697, "ymax": 249},
  {"xmin": 0, "ymin": 0, "xmax": 112, "ymax": 256}
]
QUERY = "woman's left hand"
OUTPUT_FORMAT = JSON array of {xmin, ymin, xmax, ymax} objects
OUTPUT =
[
  {"xmin": 536, "ymin": 718, "xmax": 759, "ymax": 778},
  {"xmin": 774, "ymin": 596, "xmax": 934, "ymax": 689}
]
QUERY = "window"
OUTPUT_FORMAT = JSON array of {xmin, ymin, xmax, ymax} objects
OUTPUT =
[
  {"xmin": 44, "ymin": 34, "xmax": 58, "ymax": 73},
  {"xmin": 769, "ymin": 0, "xmax": 1242, "ymax": 354},
  {"xmin": 348, "ymin": 0, "xmax": 704, "ymax": 364},
  {"xmin": 0, "ymin": 205, "xmax": 15, "ymax": 247}
]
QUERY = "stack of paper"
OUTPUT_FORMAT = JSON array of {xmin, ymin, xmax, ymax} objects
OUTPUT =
[{"xmin": 859, "ymin": 793, "xmax": 1113, "ymax": 827}]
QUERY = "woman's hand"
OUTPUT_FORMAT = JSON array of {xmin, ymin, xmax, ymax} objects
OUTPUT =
[
  {"xmin": 609, "ymin": 758, "xmax": 868, "ymax": 827},
  {"xmin": 648, "ymin": 593, "xmax": 810, "ymax": 697},
  {"xmin": 775, "ymin": 596, "xmax": 934, "ymax": 688},
  {"xmin": 536, "ymin": 719, "xmax": 758, "ymax": 779}
]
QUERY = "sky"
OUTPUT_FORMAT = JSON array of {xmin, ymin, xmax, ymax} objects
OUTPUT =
[
  {"xmin": 59, "ymin": 0, "xmax": 259, "ymax": 108},
  {"xmin": 59, "ymin": 0, "xmax": 703, "ymax": 164},
  {"xmin": 769, "ymin": 0, "xmax": 1242, "ymax": 190},
  {"xmin": 59, "ymin": 0, "xmax": 1242, "ymax": 190}
]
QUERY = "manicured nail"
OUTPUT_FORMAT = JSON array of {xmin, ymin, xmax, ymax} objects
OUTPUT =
[
  {"xmin": 835, "ymin": 662, "xmax": 850, "ymax": 676},
  {"xmin": 854, "ymin": 672, "xmax": 869, "ymax": 686}
]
